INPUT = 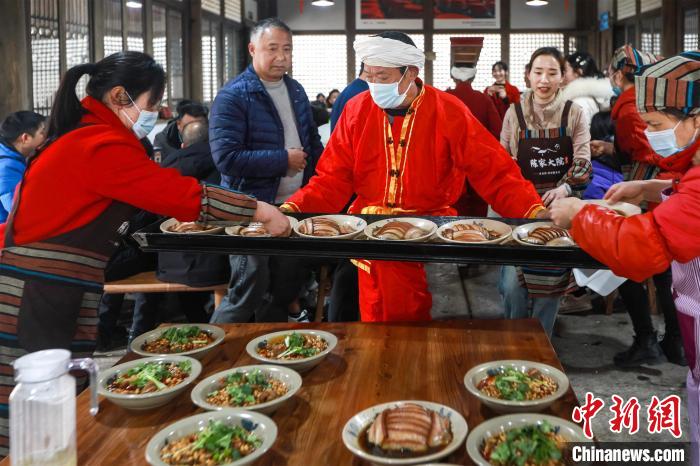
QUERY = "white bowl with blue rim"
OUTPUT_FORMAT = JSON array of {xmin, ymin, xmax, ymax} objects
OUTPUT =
[
  {"xmin": 245, "ymin": 329, "xmax": 337, "ymax": 373},
  {"xmin": 342, "ymin": 400, "xmax": 469, "ymax": 465}
]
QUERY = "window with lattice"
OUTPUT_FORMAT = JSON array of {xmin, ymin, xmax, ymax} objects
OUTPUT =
[
  {"xmin": 104, "ymin": 0, "xmax": 123, "ymax": 56},
  {"xmin": 508, "ymin": 34, "xmax": 564, "ymax": 90},
  {"xmin": 30, "ymin": 0, "xmax": 60, "ymax": 115},
  {"xmin": 640, "ymin": 16, "xmax": 662, "ymax": 56},
  {"xmin": 568, "ymin": 36, "xmax": 577, "ymax": 54},
  {"xmin": 153, "ymin": 4, "xmax": 168, "ymax": 103},
  {"xmin": 65, "ymin": 0, "xmax": 90, "ymax": 100},
  {"xmin": 640, "ymin": 0, "xmax": 662, "ymax": 13},
  {"xmin": 202, "ymin": 0, "xmax": 221, "ymax": 14},
  {"xmin": 224, "ymin": 28, "xmax": 241, "ymax": 82},
  {"xmin": 168, "ymin": 10, "xmax": 185, "ymax": 103},
  {"xmin": 617, "ymin": 0, "xmax": 636, "ymax": 20},
  {"xmin": 292, "ymin": 35, "xmax": 348, "ymax": 100},
  {"xmin": 354, "ymin": 34, "xmax": 425, "ymax": 82},
  {"xmin": 224, "ymin": 0, "xmax": 241, "ymax": 22},
  {"xmin": 202, "ymin": 18, "xmax": 221, "ymax": 103},
  {"xmin": 432, "ymin": 34, "xmax": 501, "ymax": 92},
  {"xmin": 684, "ymin": 8, "xmax": 699, "ymax": 51},
  {"xmin": 127, "ymin": 4, "xmax": 145, "ymax": 52}
]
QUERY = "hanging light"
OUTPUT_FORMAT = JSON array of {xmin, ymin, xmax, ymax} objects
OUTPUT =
[
  {"xmin": 126, "ymin": 1, "xmax": 142, "ymax": 8},
  {"xmin": 311, "ymin": 0, "xmax": 335, "ymax": 6},
  {"xmin": 526, "ymin": 0, "xmax": 549, "ymax": 5}
]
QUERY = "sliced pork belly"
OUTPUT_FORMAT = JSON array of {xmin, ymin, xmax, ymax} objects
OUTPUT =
[{"xmin": 366, "ymin": 403, "xmax": 452, "ymax": 452}]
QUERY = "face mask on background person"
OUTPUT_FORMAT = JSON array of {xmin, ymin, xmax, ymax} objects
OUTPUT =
[
  {"xmin": 368, "ymin": 68, "xmax": 412, "ymax": 109},
  {"xmin": 121, "ymin": 92, "xmax": 158, "ymax": 139},
  {"xmin": 644, "ymin": 120, "xmax": 699, "ymax": 158}
]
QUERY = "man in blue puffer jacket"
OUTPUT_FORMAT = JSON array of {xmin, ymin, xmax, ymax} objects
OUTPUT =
[
  {"xmin": 209, "ymin": 18, "xmax": 323, "ymax": 323},
  {"xmin": 0, "ymin": 111, "xmax": 46, "ymax": 222}
]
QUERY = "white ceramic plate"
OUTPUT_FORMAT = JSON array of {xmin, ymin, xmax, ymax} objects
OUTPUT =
[
  {"xmin": 342, "ymin": 400, "xmax": 469, "ymax": 465},
  {"xmin": 584, "ymin": 199, "xmax": 641, "ymax": 217},
  {"xmin": 130, "ymin": 324, "xmax": 226, "ymax": 360},
  {"xmin": 464, "ymin": 360, "xmax": 569, "ymax": 414},
  {"xmin": 190, "ymin": 364, "xmax": 302, "ymax": 415},
  {"xmin": 466, "ymin": 413, "xmax": 591, "ymax": 466},
  {"xmin": 437, "ymin": 219, "xmax": 512, "ymax": 245},
  {"xmin": 293, "ymin": 215, "xmax": 366, "ymax": 240},
  {"xmin": 245, "ymin": 329, "xmax": 337, "ymax": 373},
  {"xmin": 365, "ymin": 217, "xmax": 438, "ymax": 242},
  {"xmin": 159, "ymin": 218, "xmax": 224, "ymax": 235},
  {"xmin": 225, "ymin": 216, "xmax": 299, "ymax": 237},
  {"xmin": 145, "ymin": 410, "xmax": 277, "ymax": 466},
  {"xmin": 98, "ymin": 356, "xmax": 202, "ymax": 410},
  {"xmin": 512, "ymin": 221, "xmax": 577, "ymax": 248}
]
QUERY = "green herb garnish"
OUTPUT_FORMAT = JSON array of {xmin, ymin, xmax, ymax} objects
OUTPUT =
[
  {"xmin": 489, "ymin": 421, "xmax": 563, "ymax": 466},
  {"xmin": 276, "ymin": 333, "xmax": 320, "ymax": 359},
  {"xmin": 189, "ymin": 420, "xmax": 262, "ymax": 462},
  {"xmin": 160, "ymin": 326, "xmax": 205, "ymax": 345},
  {"xmin": 492, "ymin": 368, "xmax": 537, "ymax": 401},
  {"xmin": 121, "ymin": 361, "xmax": 188, "ymax": 391}
]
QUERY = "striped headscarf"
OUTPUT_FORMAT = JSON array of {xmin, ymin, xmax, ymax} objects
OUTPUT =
[
  {"xmin": 635, "ymin": 51, "xmax": 700, "ymax": 115},
  {"xmin": 611, "ymin": 44, "xmax": 659, "ymax": 75}
]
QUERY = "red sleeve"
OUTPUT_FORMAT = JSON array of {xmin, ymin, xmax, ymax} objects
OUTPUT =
[
  {"xmin": 506, "ymin": 83, "xmax": 521, "ymax": 104},
  {"xmin": 284, "ymin": 110, "xmax": 355, "ymax": 213},
  {"xmin": 486, "ymin": 98, "xmax": 503, "ymax": 139},
  {"xmin": 615, "ymin": 107, "xmax": 662, "ymax": 166},
  {"xmin": 571, "ymin": 206, "xmax": 671, "ymax": 281},
  {"xmin": 86, "ymin": 142, "xmax": 203, "ymax": 221},
  {"xmin": 455, "ymin": 110, "xmax": 543, "ymax": 218}
]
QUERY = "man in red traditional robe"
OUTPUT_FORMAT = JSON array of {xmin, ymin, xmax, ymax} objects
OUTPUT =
[{"xmin": 281, "ymin": 32, "xmax": 544, "ymax": 322}]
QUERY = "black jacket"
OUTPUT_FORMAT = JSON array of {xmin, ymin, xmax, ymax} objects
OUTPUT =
[
  {"xmin": 156, "ymin": 141, "xmax": 230, "ymax": 287},
  {"xmin": 153, "ymin": 119, "xmax": 181, "ymax": 160}
]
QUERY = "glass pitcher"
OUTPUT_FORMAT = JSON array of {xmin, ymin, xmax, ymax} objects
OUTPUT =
[{"xmin": 9, "ymin": 349, "xmax": 98, "ymax": 466}]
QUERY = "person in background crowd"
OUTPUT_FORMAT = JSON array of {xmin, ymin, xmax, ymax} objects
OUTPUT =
[
  {"xmin": 485, "ymin": 61, "xmax": 521, "ymax": 119},
  {"xmin": 498, "ymin": 47, "xmax": 592, "ymax": 337},
  {"xmin": 0, "ymin": 51, "xmax": 288, "ymax": 456},
  {"xmin": 330, "ymin": 64, "xmax": 369, "ymax": 131},
  {"xmin": 0, "ymin": 111, "xmax": 46, "ymax": 222},
  {"xmin": 153, "ymin": 99, "xmax": 208, "ymax": 160},
  {"xmin": 326, "ymin": 89, "xmax": 340, "ymax": 109},
  {"xmin": 282, "ymin": 32, "xmax": 545, "ymax": 323},
  {"xmin": 550, "ymin": 51, "xmax": 700, "ymax": 462},
  {"xmin": 310, "ymin": 93, "xmax": 330, "ymax": 128},
  {"xmin": 315, "ymin": 93, "xmax": 326, "ymax": 106},
  {"xmin": 561, "ymin": 52, "xmax": 613, "ymax": 124},
  {"xmin": 591, "ymin": 45, "xmax": 685, "ymax": 367},
  {"xmin": 130, "ymin": 120, "xmax": 230, "ymax": 342},
  {"xmin": 446, "ymin": 46, "xmax": 502, "ymax": 217},
  {"xmin": 209, "ymin": 18, "xmax": 323, "ymax": 323},
  {"xmin": 583, "ymin": 110, "xmax": 623, "ymax": 199}
]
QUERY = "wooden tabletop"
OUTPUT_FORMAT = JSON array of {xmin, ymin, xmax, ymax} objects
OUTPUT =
[{"xmin": 2, "ymin": 320, "xmax": 581, "ymax": 465}]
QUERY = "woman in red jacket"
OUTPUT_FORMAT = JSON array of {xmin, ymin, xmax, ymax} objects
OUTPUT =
[
  {"xmin": 550, "ymin": 52, "xmax": 700, "ymax": 460},
  {"xmin": 0, "ymin": 51, "xmax": 289, "ymax": 455},
  {"xmin": 484, "ymin": 61, "xmax": 521, "ymax": 120}
]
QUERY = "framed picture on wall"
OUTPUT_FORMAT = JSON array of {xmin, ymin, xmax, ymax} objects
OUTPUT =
[
  {"xmin": 356, "ymin": 0, "xmax": 423, "ymax": 30},
  {"xmin": 433, "ymin": 0, "xmax": 500, "ymax": 29}
]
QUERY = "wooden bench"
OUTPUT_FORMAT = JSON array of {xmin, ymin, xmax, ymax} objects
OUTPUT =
[{"xmin": 103, "ymin": 271, "xmax": 228, "ymax": 308}]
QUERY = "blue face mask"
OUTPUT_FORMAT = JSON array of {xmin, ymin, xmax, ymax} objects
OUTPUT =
[
  {"xmin": 644, "ymin": 121, "xmax": 698, "ymax": 158},
  {"xmin": 121, "ymin": 93, "xmax": 159, "ymax": 139},
  {"xmin": 368, "ymin": 69, "xmax": 412, "ymax": 109}
]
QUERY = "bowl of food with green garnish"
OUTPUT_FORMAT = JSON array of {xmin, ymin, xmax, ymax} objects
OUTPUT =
[
  {"xmin": 131, "ymin": 324, "xmax": 226, "ymax": 360},
  {"xmin": 191, "ymin": 365, "xmax": 302, "ymax": 415},
  {"xmin": 98, "ymin": 355, "xmax": 202, "ymax": 410},
  {"xmin": 466, "ymin": 414, "xmax": 590, "ymax": 466},
  {"xmin": 245, "ymin": 330, "xmax": 337, "ymax": 373},
  {"xmin": 146, "ymin": 410, "xmax": 277, "ymax": 466},
  {"xmin": 464, "ymin": 360, "xmax": 569, "ymax": 413}
]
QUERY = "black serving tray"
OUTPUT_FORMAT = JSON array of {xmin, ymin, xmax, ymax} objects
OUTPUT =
[{"xmin": 132, "ymin": 214, "xmax": 606, "ymax": 269}]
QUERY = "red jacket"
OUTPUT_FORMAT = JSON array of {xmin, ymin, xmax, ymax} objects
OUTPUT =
[
  {"xmin": 445, "ymin": 81, "xmax": 502, "ymax": 138},
  {"xmin": 484, "ymin": 82, "xmax": 521, "ymax": 120},
  {"xmin": 571, "ymin": 139, "xmax": 700, "ymax": 282},
  {"xmin": 612, "ymin": 87, "xmax": 662, "ymax": 168},
  {"xmin": 0, "ymin": 96, "xmax": 203, "ymax": 247}
]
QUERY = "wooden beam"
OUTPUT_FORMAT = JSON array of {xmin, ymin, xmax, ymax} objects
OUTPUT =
[
  {"xmin": 144, "ymin": 0, "xmax": 154, "ymax": 56},
  {"xmin": 661, "ymin": 0, "xmax": 677, "ymax": 56},
  {"xmin": 346, "ymin": 0, "xmax": 355, "ymax": 83},
  {"xmin": 92, "ymin": 0, "xmax": 105, "ymax": 61},
  {"xmin": 0, "ymin": 0, "xmax": 32, "ymax": 118},
  {"xmin": 189, "ymin": 0, "xmax": 204, "ymax": 102},
  {"xmin": 501, "ymin": 0, "xmax": 510, "ymax": 64},
  {"xmin": 423, "ymin": 0, "xmax": 434, "ymax": 86}
]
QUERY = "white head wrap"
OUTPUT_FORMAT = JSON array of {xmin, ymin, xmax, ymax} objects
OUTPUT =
[
  {"xmin": 353, "ymin": 36, "xmax": 425, "ymax": 70},
  {"xmin": 451, "ymin": 66, "xmax": 477, "ymax": 81}
]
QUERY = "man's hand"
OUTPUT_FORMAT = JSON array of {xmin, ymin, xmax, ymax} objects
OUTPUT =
[
  {"xmin": 590, "ymin": 140, "xmax": 614, "ymax": 158},
  {"xmin": 604, "ymin": 181, "xmax": 646, "ymax": 205},
  {"xmin": 253, "ymin": 201, "xmax": 291, "ymax": 237},
  {"xmin": 542, "ymin": 184, "xmax": 570, "ymax": 207},
  {"xmin": 550, "ymin": 197, "xmax": 585, "ymax": 229},
  {"xmin": 287, "ymin": 148, "xmax": 308, "ymax": 173}
]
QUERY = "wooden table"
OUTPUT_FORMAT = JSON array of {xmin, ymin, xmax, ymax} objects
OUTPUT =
[{"xmin": 2, "ymin": 320, "xmax": 581, "ymax": 465}]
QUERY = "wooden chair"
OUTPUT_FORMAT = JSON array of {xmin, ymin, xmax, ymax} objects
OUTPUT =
[{"xmin": 103, "ymin": 271, "xmax": 228, "ymax": 308}]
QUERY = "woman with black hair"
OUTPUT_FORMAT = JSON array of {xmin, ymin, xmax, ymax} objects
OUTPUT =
[
  {"xmin": 561, "ymin": 52, "xmax": 614, "ymax": 124},
  {"xmin": 484, "ymin": 61, "xmax": 521, "ymax": 119},
  {"xmin": 0, "ymin": 111, "xmax": 46, "ymax": 222},
  {"xmin": 0, "ymin": 51, "xmax": 289, "ymax": 454}
]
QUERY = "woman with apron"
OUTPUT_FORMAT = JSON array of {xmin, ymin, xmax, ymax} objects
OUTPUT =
[
  {"xmin": 551, "ymin": 51, "xmax": 700, "ymax": 463},
  {"xmin": 498, "ymin": 47, "xmax": 592, "ymax": 336},
  {"xmin": 0, "ymin": 51, "xmax": 289, "ymax": 455}
]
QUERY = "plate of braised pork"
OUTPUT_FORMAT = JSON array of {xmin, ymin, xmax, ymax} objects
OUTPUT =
[
  {"xmin": 294, "ymin": 215, "xmax": 366, "ymax": 239},
  {"xmin": 160, "ymin": 218, "xmax": 224, "ymax": 235},
  {"xmin": 365, "ymin": 218, "xmax": 437, "ymax": 242},
  {"xmin": 512, "ymin": 222, "xmax": 577, "ymax": 247},
  {"xmin": 342, "ymin": 400, "xmax": 468, "ymax": 465},
  {"xmin": 437, "ymin": 219, "xmax": 512, "ymax": 244}
]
